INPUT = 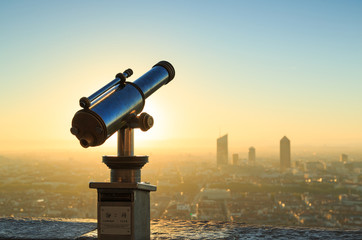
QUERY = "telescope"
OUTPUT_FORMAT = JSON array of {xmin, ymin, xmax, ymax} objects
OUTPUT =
[
  {"xmin": 70, "ymin": 60, "xmax": 175, "ymax": 148},
  {"xmin": 70, "ymin": 61, "xmax": 175, "ymax": 240}
]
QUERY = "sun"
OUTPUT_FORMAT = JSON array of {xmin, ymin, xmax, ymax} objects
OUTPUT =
[{"xmin": 134, "ymin": 101, "xmax": 168, "ymax": 142}]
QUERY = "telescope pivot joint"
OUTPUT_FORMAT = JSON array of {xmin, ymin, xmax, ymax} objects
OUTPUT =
[{"xmin": 127, "ymin": 112, "xmax": 154, "ymax": 132}]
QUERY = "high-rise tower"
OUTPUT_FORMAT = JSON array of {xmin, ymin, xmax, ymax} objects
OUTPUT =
[
  {"xmin": 248, "ymin": 147, "xmax": 256, "ymax": 165},
  {"xmin": 340, "ymin": 154, "xmax": 348, "ymax": 163},
  {"xmin": 232, "ymin": 153, "xmax": 239, "ymax": 166},
  {"xmin": 217, "ymin": 134, "xmax": 228, "ymax": 166},
  {"xmin": 280, "ymin": 136, "xmax": 291, "ymax": 172}
]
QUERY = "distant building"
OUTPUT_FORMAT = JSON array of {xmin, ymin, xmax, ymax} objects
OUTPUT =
[
  {"xmin": 200, "ymin": 188, "xmax": 231, "ymax": 200},
  {"xmin": 280, "ymin": 136, "xmax": 291, "ymax": 172},
  {"xmin": 232, "ymin": 153, "xmax": 239, "ymax": 166},
  {"xmin": 328, "ymin": 161, "xmax": 347, "ymax": 174},
  {"xmin": 305, "ymin": 161, "xmax": 326, "ymax": 173},
  {"xmin": 248, "ymin": 147, "xmax": 256, "ymax": 165},
  {"xmin": 295, "ymin": 160, "xmax": 304, "ymax": 171},
  {"xmin": 217, "ymin": 134, "xmax": 228, "ymax": 166},
  {"xmin": 340, "ymin": 154, "xmax": 348, "ymax": 163}
]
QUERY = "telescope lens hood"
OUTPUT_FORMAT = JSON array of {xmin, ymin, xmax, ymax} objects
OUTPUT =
[{"xmin": 153, "ymin": 61, "xmax": 175, "ymax": 84}]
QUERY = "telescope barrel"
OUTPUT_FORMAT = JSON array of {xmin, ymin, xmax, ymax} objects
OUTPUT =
[
  {"xmin": 135, "ymin": 61, "xmax": 175, "ymax": 98},
  {"xmin": 71, "ymin": 61, "xmax": 175, "ymax": 148}
]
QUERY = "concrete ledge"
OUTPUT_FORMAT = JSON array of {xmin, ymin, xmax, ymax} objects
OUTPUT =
[
  {"xmin": 1, "ymin": 218, "xmax": 361, "ymax": 240},
  {"xmin": 0, "ymin": 218, "xmax": 96, "ymax": 240}
]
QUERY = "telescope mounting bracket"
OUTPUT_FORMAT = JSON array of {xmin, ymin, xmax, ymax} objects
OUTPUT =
[{"xmin": 101, "ymin": 111, "xmax": 154, "ymax": 183}]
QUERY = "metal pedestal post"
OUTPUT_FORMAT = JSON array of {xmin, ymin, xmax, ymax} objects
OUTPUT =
[{"xmin": 90, "ymin": 128, "xmax": 156, "ymax": 240}]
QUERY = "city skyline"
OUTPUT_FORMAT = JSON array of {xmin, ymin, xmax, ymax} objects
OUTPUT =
[{"xmin": 1, "ymin": 145, "xmax": 360, "ymax": 229}]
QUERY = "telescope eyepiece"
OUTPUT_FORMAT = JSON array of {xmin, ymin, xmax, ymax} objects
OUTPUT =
[
  {"xmin": 80, "ymin": 139, "xmax": 90, "ymax": 148},
  {"xmin": 123, "ymin": 68, "xmax": 133, "ymax": 78},
  {"xmin": 115, "ymin": 68, "xmax": 133, "ymax": 83},
  {"xmin": 79, "ymin": 132, "xmax": 96, "ymax": 148}
]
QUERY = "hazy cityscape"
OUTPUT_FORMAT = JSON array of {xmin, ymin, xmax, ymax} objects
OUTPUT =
[
  {"xmin": 1, "ymin": 1, "xmax": 361, "ymax": 239},
  {"xmin": 1, "ymin": 135, "xmax": 361, "ymax": 230}
]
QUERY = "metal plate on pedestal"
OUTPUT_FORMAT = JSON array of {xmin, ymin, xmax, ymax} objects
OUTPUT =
[{"xmin": 100, "ymin": 206, "xmax": 131, "ymax": 235}]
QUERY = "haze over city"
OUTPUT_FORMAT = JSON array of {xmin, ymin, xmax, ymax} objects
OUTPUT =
[{"xmin": 0, "ymin": 2, "xmax": 362, "ymax": 235}]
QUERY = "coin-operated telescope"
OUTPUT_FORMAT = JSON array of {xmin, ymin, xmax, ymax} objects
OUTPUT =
[{"xmin": 70, "ymin": 61, "xmax": 175, "ymax": 240}]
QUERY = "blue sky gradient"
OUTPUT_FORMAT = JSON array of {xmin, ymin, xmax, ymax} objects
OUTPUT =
[{"xmin": 0, "ymin": 0, "xmax": 361, "ymax": 153}]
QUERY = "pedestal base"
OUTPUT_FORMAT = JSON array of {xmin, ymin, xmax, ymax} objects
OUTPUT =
[{"xmin": 89, "ymin": 182, "xmax": 156, "ymax": 240}]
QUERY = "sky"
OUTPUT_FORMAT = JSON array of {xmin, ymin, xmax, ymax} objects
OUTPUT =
[{"xmin": 0, "ymin": 0, "xmax": 361, "ymax": 155}]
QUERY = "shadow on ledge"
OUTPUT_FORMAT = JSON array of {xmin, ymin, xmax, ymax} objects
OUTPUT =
[{"xmin": 1, "ymin": 218, "xmax": 361, "ymax": 240}]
